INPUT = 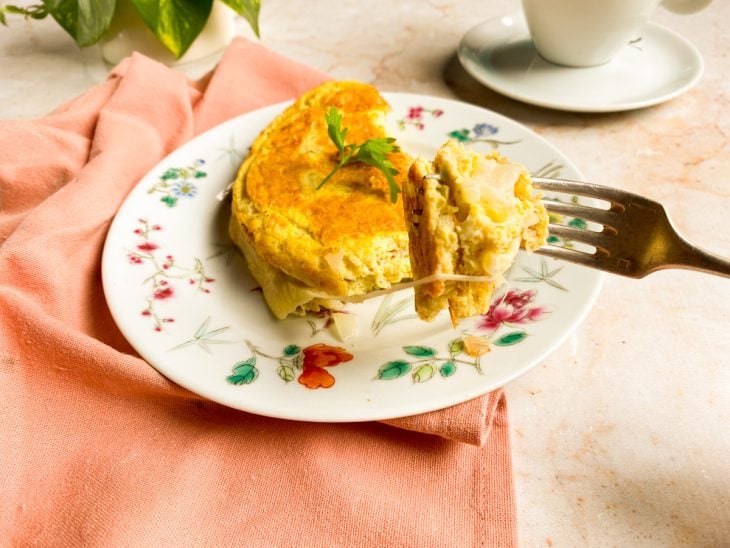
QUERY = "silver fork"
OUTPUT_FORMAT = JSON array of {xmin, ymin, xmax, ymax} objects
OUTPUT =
[{"xmin": 532, "ymin": 178, "xmax": 730, "ymax": 279}]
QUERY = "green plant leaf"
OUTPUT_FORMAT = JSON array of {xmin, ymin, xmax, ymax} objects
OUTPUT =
[
  {"xmin": 403, "ymin": 345, "xmax": 437, "ymax": 358},
  {"xmin": 439, "ymin": 361, "xmax": 456, "ymax": 378},
  {"xmin": 43, "ymin": 0, "xmax": 116, "ymax": 47},
  {"xmin": 131, "ymin": 0, "xmax": 213, "ymax": 58},
  {"xmin": 412, "ymin": 363, "xmax": 436, "ymax": 383},
  {"xmin": 377, "ymin": 360, "xmax": 411, "ymax": 380},
  {"xmin": 494, "ymin": 331, "xmax": 528, "ymax": 346},
  {"xmin": 220, "ymin": 0, "xmax": 260, "ymax": 37}
]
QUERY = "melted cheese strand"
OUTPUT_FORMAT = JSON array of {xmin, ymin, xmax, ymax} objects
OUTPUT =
[{"xmin": 318, "ymin": 273, "xmax": 498, "ymax": 303}]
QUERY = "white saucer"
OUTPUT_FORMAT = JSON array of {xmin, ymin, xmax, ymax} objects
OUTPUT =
[{"xmin": 458, "ymin": 13, "xmax": 704, "ymax": 113}]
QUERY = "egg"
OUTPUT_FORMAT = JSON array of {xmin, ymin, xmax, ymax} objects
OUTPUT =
[{"xmin": 229, "ymin": 81, "xmax": 413, "ymax": 319}]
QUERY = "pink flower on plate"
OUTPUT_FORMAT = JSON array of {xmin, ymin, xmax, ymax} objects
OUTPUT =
[
  {"xmin": 407, "ymin": 106, "xmax": 424, "ymax": 120},
  {"xmin": 152, "ymin": 286, "xmax": 174, "ymax": 300},
  {"xmin": 137, "ymin": 242, "xmax": 159, "ymax": 252},
  {"xmin": 478, "ymin": 289, "xmax": 550, "ymax": 331}
]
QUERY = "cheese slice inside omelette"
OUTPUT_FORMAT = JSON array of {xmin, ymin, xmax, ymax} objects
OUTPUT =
[
  {"xmin": 402, "ymin": 140, "xmax": 549, "ymax": 325},
  {"xmin": 229, "ymin": 81, "xmax": 412, "ymax": 319}
]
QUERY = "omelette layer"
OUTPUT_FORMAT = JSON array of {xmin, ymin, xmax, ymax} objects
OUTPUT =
[
  {"xmin": 230, "ymin": 81, "xmax": 412, "ymax": 319},
  {"xmin": 403, "ymin": 140, "xmax": 548, "ymax": 324}
]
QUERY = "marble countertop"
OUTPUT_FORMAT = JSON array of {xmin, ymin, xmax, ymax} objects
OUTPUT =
[{"xmin": 2, "ymin": 0, "xmax": 728, "ymax": 545}]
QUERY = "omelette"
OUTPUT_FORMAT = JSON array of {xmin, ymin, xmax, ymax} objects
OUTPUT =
[
  {"xmin": 229, "ymin": 81, "xmax": 413, "ymax": 319},
  {"xmin": 402, "ymin": 140, "xmax": 548, "ymax": 325}
]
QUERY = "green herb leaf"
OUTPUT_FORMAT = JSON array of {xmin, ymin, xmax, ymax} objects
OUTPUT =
[
  {"xmin": 42, "ymin": 0, "xmax": 115, "ymax": 47},
  {"xmin": 324, "ymin": 106, "xmax": 346, "ymax": 154},
  {"xmin": 131, "ymin": 0, "xmax": 213, "ymax": 58},
  {"xmin": 318, "ymin": 107, "xmax": 402, "ymax": 203},
  {"xmin": 220, "ymin": 0, "xmax": 260, "ymax": 37}
]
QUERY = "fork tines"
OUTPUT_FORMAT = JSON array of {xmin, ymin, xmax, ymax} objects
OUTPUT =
[{"xmin": 532, "ymin": 177, "xmax": 622, "ymax": 265}]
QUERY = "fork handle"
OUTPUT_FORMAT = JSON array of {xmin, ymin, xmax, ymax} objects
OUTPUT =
[{"xmin": 668, "ymin": 238, "xmax": 730, "ymax": 279}]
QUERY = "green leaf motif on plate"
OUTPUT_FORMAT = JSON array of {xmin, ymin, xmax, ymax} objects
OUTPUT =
[
  {"xmin": 412, "ymin": 364, "xmax": 436, "ymax": 383},
  {"xmin": 376, "ymin": 339, "xmax": 485, "ymax": 384},
  {"xmin": 161, "ymin": 195, "xmax": 177, "ymax": 207},
  {"xmin": 371, "ymin": 294, "xmax": 417, "ymax": 336},
  {"xmin": 494, "ymin": 331, "xmax": 528, "ymax": 346},
  {"xmin": 403, "ymin": 345, "xmax": 437, "ymax": 358},
  {"xmin": 439, "ymin": 361, "xmax": 457, "ymax": 378},
  {"xmin": 448, "ymin": 338, "xmax": 464, "ymax": 356},
  {"xmin": 277, "ymin": 364, "xmax": 295, "ymax": 383},
  {"xmin": 227, "ymin": 357, "xmax": 258, "ymax": 385},
  {"xmin": 568, "ymin": 217, "xmax": 588, "ymax": 229},
  {"xmin": 283, "ymin": 344, "xmax": 301, "ymax": 357},
  {"xmin": 148, "ymin": 159, "xmax": 207, "ymax": 207},
  {"xmin": 377, "ymin": 360, "xmax": 411, "ymax": 380}
]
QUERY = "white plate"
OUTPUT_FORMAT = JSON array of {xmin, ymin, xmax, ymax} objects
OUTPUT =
[
  {"xmin": 102, "ymin": 93, "xmax": 603, "ymax": 422},
  {"xmin": 458, "ymin": 13, "xmax": 704, "ymax": 113}
]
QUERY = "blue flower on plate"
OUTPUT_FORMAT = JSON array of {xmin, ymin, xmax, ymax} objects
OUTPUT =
[
  {"xmin": 472, "ymin": 123, "xmax": 498, "ymax": 137},
  {"xmin": 172, "ymin": 181, "xmax": 198, "ymax": 198}
]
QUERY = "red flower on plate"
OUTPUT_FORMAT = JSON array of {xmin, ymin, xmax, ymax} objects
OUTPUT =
[{"xmin": 298, "ymin": 344, "xmax": 354, "ymax": 389}]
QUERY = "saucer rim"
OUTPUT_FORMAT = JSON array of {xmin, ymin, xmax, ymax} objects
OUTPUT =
[{"xmin": 457, "ymin": 14, "xmax": 705, "ymax": 113}]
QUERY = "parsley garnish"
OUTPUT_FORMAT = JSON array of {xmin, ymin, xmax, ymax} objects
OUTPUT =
[{"xmin": 317, "ymin": 107, "xmax": 402, "ymax": 203}]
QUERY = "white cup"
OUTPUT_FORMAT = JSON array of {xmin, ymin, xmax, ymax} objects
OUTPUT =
[{"xmin": 521, "ymin": 0, "xmax": 712, "ymax": 67}]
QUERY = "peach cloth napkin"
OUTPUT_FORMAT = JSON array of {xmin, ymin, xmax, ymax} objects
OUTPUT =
[{"xmin": 0, "ymin": 39, "xmax": 516, "ymax": 546}]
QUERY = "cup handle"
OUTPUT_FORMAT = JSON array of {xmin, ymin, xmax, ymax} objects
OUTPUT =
[{"xmin": 661, "ymin": 0, "xmax": 712, "ymax": 14}]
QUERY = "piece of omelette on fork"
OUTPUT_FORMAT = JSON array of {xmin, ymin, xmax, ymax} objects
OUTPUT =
[{"xmin": 402, "ymin": 140, "xmax": 549, "ymax": 326}]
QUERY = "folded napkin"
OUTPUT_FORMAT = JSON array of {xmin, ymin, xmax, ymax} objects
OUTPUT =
[{"xmin": 0, "ymin": 39, "xmax": 516, "ymax": 546}]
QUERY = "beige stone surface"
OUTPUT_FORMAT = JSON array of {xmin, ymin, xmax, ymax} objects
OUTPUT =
[{"xmin": 1, "ymin": 0, "xmax": 728, "ymax": 545}]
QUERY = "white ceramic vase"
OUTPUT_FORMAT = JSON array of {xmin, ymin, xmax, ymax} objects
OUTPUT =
[{"xmin": 99, "ymin": 1, "xmax": 236, "ymax": 66}]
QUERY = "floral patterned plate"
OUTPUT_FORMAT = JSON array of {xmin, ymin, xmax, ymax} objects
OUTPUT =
[{"xmin": 102, "ymin": 93, "xmax": 603, "ymax": 422}]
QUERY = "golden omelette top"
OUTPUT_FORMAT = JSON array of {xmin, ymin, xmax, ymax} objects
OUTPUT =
[{"xmin": 230, "ymin": 81, "xmax": 413, "ymax": 303}]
